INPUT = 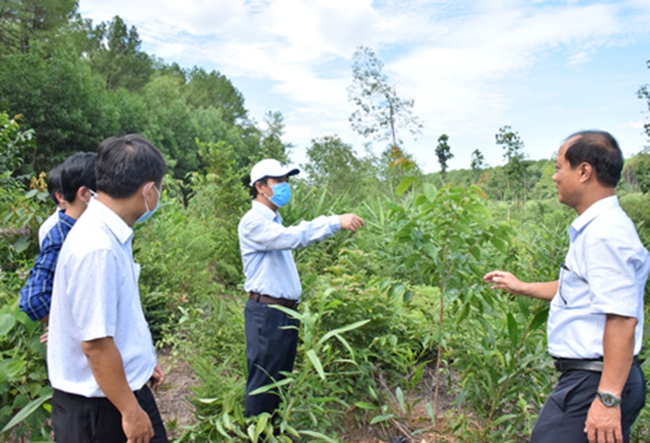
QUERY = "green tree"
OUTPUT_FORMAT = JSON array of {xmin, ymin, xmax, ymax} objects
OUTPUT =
[
  {"xmin": 89, "ymin": 16, "xmax": 153, "ymax": 91},
  {"xmin": 637, "ymin": 59, "xmax": 650, "ymax": 143},
  {"xmin": 628, "ymin": 150, "xmax": 650, "ymax": 194},
  {"xmin": 348, "ymin": 46, "xmax": 422, "ymax": 149},
  {"xmin": 0, "ymin": 111, "xmax": 34, "ymax": 179},
  {"xmin": 303, "ymin": 135, "xmax": 364, "ymax": 197},
  {"xmin": 255, "ymin": 111, "xmax": 291, "ymax": 164},
  {"xmin": 184, "ymin": 67, "xmax": 248, "ymax": 125},
  {"xmin": 496, "ymin": 125, "xmax": 528, "ymax": 207},
  {"xmin": 470, "ymin": 148, "xmax": 485, "ymax": 182},
  {"xmin": 434, "ymin": 134, "xmax": 453, "ymax": 183},
  {"xmin": 0, "ymin": 48, "xmax": 116, "ymax": 172},
  {"xmin": 0, "ymin": 0, "xmax": 78, "ymax": 54},
  {"xmin": 140, "ymin": 75, "xmax": 199, "ymax": 178}
]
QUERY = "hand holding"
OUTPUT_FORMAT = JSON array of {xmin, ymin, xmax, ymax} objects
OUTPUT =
[{"xmin": 339, "ymin": 214, "xmax": 365, "ymax": 233}]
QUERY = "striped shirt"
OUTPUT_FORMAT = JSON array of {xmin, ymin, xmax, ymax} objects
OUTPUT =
[{"xmin": 20, "ymin": 212, "xmax": 76, "ymax": 321}]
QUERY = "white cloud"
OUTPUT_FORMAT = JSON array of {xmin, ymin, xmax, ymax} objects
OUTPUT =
[{"xmin": 78, "ymin": 0, "xmax": 650, "ymax": 171}]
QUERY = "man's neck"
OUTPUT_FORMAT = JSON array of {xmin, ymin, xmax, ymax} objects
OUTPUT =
[
  {"xmin": 573, "ymin": 187, "xmax": 616, "ymax": 216},
  {"xmin": 96, "ymin": 193, "xmax": 139, "ymax": 226},
  {"xmin": 64, "ymin": 201, "xmax": 86, "ymax": 221},
  {"xmin": 255, "ymin": 195, "xmax": 278, "ymax": 212}
]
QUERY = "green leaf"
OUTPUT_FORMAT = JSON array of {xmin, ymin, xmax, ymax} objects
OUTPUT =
[
  {"xmin": 299, "ymin": 430, "xmax": 339, "ymax": 443},
  {"xmin": 370, "ymin": 413, "xmax": 395, "ymax": 424},
  {"xmin": 395, "ymin": 386, "xmax": 405, "ymax": 412},
  {"xmin": 402, "ymin": 290, "xmax": 413, "ymax": 303},
  {"xmin": 1, "ymin": 392, "xmax": 52, "ymax": 434},
  {"xmin": 396, "ymin": 176, "xmax": 417, "ymax": 196},
  {"xmin": 425, "ymin": 402, "xmax": 436, "ymax": 424},
  {"xmin": 248, "ymin": 377, "xmax": 293, "ymax": 396},
  {"xmin": 306, "ymin": 349, "xmax": 326, "ymax": 380},
  {"xmin": 529, "ymin": 308, "xmax": 549, "ymax": 332},
  {"xmin": 13, "ymin": 236, "xmax": 31, "ymax": 254},
  {"xmin": 354, "ymin": 401, "xmax": 378, "ymax": 410},
  {"xmin": 469, "ymin": 245, "xmax": 481, "ymax": 261},
  {"xmin": 0, "ymin": 359, "xmax": 26, "ymax": 384},
  {"xmin": 317, "ymin": 319, "xmax": 370, "ymax": 347},
  {"xmin": 254, "ymin": 413, "xmax": 269, "ymax": 438},
  {"xmin": 507, "ymin": 313, "xmax": 519, "ymax": 347},
  {"xmin": 389, "ymin": 283, "xmax": 405, "ymax": 299},
  {"xmin": 0, "ymin": 314, "xmax": 16, "ymax": 336},
  {"xmin": 490, "ymin": 237, "xmax": 507, "ymax": 254},
  {"xmin": 414, "ymin": 194, "xmax": 429, "ymax": 206}
]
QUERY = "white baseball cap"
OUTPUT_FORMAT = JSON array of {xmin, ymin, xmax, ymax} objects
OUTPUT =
[{"xmin": 250, "ymin": 159, "xmax": 299, "ymax": 185}]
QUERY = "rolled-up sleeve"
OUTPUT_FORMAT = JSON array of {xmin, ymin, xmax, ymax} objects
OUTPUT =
[{"xmin": 586, "ymin": 229, "xmax": 643, "ymax": 318}]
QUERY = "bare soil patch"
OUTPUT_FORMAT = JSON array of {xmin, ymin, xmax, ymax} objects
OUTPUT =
[{"xmin": 153, "ymin": 350, "xmax": 199, "ymax": 439}]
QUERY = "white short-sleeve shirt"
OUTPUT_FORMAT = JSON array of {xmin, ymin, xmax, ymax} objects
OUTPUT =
[
  {"xmin": 38, "ymin": 209, "xmax": 61, "ymax": 249},
  {"xmin": 547, "ymin": 196, "xmax": 650, "ymax": 359},
  {"xmin": 47, "ymin": 199, "xmax": 157, "ymax": 397}
]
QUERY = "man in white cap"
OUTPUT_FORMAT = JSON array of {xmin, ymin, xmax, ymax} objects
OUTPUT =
[{"xmin": 238, "ymin": 158, "xmax": 364, "ymax": 417}]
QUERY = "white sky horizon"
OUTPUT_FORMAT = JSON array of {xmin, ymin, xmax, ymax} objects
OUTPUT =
[{"xmin": 79, "ymin": 0, "xmax": 650, "ymax": 173}]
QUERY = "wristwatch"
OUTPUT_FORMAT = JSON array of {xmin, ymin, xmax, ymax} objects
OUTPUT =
[{"xmin": 596, "ymin": 391, "xmax": 622, "ymax": 408}]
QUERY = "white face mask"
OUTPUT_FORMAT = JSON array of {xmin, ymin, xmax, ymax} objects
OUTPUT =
[
  {"xmin": 135, "ymin": 183, "xmax": 161, "ymax": 223},
  {"xmin": 82, "ymin": 188, "xmax": 97, "ymax": 206}
]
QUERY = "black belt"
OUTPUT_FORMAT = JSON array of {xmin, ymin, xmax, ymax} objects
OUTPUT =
[
  {"xmin": 554, "ymin": 356, "xmax": 640, "ymax": 373},
  {"xmin": 249, "ymin": 292, "xmax": 299, "ymax": 309}
]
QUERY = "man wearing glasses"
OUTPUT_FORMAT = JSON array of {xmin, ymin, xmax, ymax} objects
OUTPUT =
[{"xmin": 484, "ymin": 130, "xmax": 649, "ymax": 443}]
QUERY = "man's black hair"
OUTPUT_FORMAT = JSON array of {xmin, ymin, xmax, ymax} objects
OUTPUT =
[
  {"xmin": 60, "ymin": 153, "xmax": 98, "ymax": 203},
  {"xmin": 46, "ymin": 164, "xmax": 64, "ymax": 205},
  {"xmin": 250, "ymin": 178, "xmax": 268, "ymax": 199},
  {"xmin": 96, "ymin": 134, "xmax": 166, "ymax": 199},
  {"xmin": 564, "ymin": 130, "xmax": 623, "ymax": 188}
]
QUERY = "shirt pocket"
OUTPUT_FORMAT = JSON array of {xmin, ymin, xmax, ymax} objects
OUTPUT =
[{"xmin": 556, "ymin": 263, "xmax": 589, "ymax": 308}]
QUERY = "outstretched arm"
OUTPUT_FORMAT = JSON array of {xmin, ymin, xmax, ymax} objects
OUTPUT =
[
  {"xmin": 483, "ymin": 270, "xmax": 558, "ymax": 301},
  {"xmin": 339, "ymin": 214, "xmax": 364, "ymax": 233}
]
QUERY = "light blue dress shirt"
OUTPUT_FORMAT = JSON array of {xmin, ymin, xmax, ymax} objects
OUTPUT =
[
  {"xmin": 238, "ymin": 201, "xmax": 341, "ymax": 300},
  {"xmin": 547, "ymin": 196, "xmax": 650, "ymax": 359}
]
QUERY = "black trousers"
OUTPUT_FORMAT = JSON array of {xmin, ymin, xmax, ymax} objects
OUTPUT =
[
  {"xmin": 244, "ymin": 298, "xmax": 299, "ymax": 417},
  {"xmin": 51, "ymin": 385, "xmax": 168, "ymax": 443},
  {"xmin": 530, "ymin": 362, "xmax": 646, "ymax": 443}
]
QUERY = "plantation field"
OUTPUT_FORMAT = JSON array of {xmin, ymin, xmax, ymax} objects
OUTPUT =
[{"xmin": 2, "ymin": 152, "xmax": 650, "ymax": 442}]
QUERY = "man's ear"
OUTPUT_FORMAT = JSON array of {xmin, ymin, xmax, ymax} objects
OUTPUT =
[
  {"xmin": 578, "ymin": 162, "xmax": 593, "ymax": 183},
  {"xmin": 77, "ymin": 186, "xmax": 92, "ymax": 203}
]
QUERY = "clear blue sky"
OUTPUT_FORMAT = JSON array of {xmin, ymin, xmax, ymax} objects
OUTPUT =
[{"xmin": 79, "ymin": 0, "xmax": 650, "ymax": 173}]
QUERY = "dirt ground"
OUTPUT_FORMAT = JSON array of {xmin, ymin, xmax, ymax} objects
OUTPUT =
[
  {"xmin": 153, "ymin": 355, "xmax": 459, "ymax": 443},
  {"xmin": 153, "ymin": 352, "xmax": 199, "ymax": 439}
]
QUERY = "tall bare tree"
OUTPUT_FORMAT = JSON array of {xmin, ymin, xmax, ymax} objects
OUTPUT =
[{"xmin": 347, "ymin": 46, "xmax": 423, "ymax": 149}]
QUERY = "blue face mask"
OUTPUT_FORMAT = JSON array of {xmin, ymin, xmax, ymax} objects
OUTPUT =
[
  {"xmin": 135, "ymin": 184, "xmax": 161, "ymax": 223},
  {"xmin": 267, "ymin": 182, "xmax": 291, "ymax": 208}
]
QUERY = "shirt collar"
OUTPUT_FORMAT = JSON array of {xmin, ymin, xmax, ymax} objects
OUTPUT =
[
  {"xmin": 569, "ymin": 195, "xmax": 619, "ymax": 241},
  {"xmin": 252, "ymin": 200, "xmax": 281, "ymax": 223},
  {"xmin": 57, "ymin": 210, "xmax": 77, "ymax": 229},
  {"xmin": 87, "ymin": 198, "xmax": 134, "ymax": 244}
]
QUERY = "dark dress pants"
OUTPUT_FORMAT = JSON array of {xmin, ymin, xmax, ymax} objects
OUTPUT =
[
  {"xmin": 530, "ymin": 362, "xmax": 646, "ymax": 443},
  {"xmin": 51, "ymin": 384, "xmax": 168, "ymax": 443},
  {"xmin": 244, "ymin": 298, "xmax": 299, "ymax": 417}
]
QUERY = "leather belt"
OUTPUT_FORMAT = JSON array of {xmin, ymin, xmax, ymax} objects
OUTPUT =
[
  {"xmin": 554, "ymin": 356, "xmax": 640, "ymax": 373},
  {"xmin": 249, "ymin": 292, "xmax": 299, "ymax": 309}
]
